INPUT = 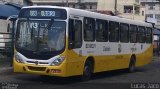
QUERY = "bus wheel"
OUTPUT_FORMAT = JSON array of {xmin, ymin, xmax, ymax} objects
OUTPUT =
[
  {"xmin": 81, "ymin": 60, "xmax": 93, "ymax": 81},
  {"xmin": 128, "ymin": 56, "xmax": 136, "ymax": 73}
]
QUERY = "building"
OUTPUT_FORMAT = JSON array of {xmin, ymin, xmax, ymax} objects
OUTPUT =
[
  {"xmin": 140, "ymin": 0, "xmax": 160, "ymax": 27},
  {"xmin": 0, "ymin": 0, "xmax": 33, "ymax": 5},
  {"xmin": 0, "ymin": 0, "xmax": 23, "ymax": 5},
  {"xmin": 97, "ymin": 0, "xmax": 145, "ymax": 21},
  {"xmin": 32, "ymin": 0, "xmax": 97, "ymax": 11},
  {"xmin": 140, "ymin": 0, "xmax": 160, "ymax": 55},
  {"xmin": 97, "ymin": 0, "xmax": 160, "ymax": 55},
  {"xmin": 0, "ymin": 0, "xmax": 32, "ymax": 52}
]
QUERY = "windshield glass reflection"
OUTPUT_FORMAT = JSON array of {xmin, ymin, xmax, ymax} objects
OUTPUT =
[{"xmin": 16, "ymin": 20, "xmax": 66, "ymax": 52}]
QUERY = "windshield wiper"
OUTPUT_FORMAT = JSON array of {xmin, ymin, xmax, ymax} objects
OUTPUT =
[
  {"xmin": 42, "ymin": 18, "xmax": 54, "ymax": 40},
  {"xmin": 47, "ymin": 18, "xmax": 54, "ymax": 30}
]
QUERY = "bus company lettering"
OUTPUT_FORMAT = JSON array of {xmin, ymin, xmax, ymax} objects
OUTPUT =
[
  {"xmin": 103, "ymin": 46, "xmax": 111, "ymax": 51},
  {"xmin": 131, "ymin": 44, "xmax": 136, "ymax": 52},
  {"xmin": 131, "ymin": 48, "xmax": 137, "ymax": 52},
  {"xmin": 86, "ymin": 44, "xmax": 96, "ymax": 48}
]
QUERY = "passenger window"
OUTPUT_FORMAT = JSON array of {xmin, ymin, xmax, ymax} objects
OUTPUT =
[
  {"xmin": 69, "ymin": 19, "xmax": 82, "ymax": 49},
  {"xmin": 96, "ymin": 19, "xmax": 108, "ymax": 42},
  {"xmin": 120, "ymin": 23, "xmax": 129, "ymax": 42},
  {"xmin": 130, "ymin": 25, "xmax": 137, "ymax": 43},
  {"xmin": 146, "ymin": 27, "xmax": 152, "ymax": 43},
  {"xmin": 137, "ymin": 26, "xmax": 145, "ymax": 43},
  {"xmin": 84, "ymin": 17, "xmax": 95, "ymax": 41},
  {"xmin": 109, "ymin": 21, "xmax": 119, "ymax": 42}
]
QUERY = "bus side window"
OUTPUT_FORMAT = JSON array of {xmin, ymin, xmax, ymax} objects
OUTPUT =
[
  {"xmin": 109, "ymin": 21, "xmax": 119, "ymax": 42},
  {"xmin": 146, "ymin": 27, "xmax": 152, "ymax": 43},
  {"xmin": 68, "ymin": 19, "xmax": 82, "ymax": 49},
  {"xmin": 84, "ymin": 17, "xmax": 95, "ymax": 41},
  {"xmin": 137, "ymin": 26, "xmax": 145, "ymax": 43},
  {"xmin": 96, "ymin": 19, "xmax": 108, "ymax": 42},
  {"xmin": 120, "ymin": 23, "xmax": 129, "ymax": 43},
  {"xmin": 130, "ymin": 25, "xmax": 137, "ymax": 43}
]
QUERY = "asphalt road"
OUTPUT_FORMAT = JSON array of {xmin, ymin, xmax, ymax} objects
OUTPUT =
[{"xmin": 0, "ymin": 57, "xmax": 160, "ymax": 89}]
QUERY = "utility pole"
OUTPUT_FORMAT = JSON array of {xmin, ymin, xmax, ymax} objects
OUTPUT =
[
  {"xmin": 157, "ymin": 0, "xmax": 160, "ymax": 16},
  {"xmin": 132, "ymin": 0, "xmax": 135, "ymax": 20},
  {"xmin": 66, "ymin": 0, "xmax": 69, "ymax": 7},
  {"xmin": 78, "ymin": 0, "xmax": 81, "ymax": 9},
  {"xmin": 114, "ymin": 0, "xmax": 117, "ymax": 15}
]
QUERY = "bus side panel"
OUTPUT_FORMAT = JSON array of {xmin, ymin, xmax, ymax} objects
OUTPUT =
[
  {"xmin": 93, "ymin": 54, "xmax": 131, "ymax": 73},
  {"xmin": 136, "ymin": 45, "xmax": 153, "ymax": 67},
  {"xmin": 65, "ymin": 52, "xmax": 131, "ymax": 76},
  {"xmin": 65, "ymin": 49, "xmax": 85, "ymax": 76},
  {"xmin": 64, "ymin": 45, "xmax": 152, "ymax": 77}
]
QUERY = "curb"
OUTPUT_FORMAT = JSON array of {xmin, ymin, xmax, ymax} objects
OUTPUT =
[
  {"xmin": 0, "ymin": 59, "xmax": 12, "ymax": 62},
  {"xmin": 0, "ymin": 67, "xmax": 13, "ymax": 74}
]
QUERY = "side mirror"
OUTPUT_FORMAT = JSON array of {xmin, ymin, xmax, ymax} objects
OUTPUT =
[{"xmin": 68, "ymin": 42, "xmax": 74, "ymax": 49}]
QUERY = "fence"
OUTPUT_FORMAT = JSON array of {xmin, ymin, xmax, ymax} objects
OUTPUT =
[
  {"xmin": 0, "ymin": 32, "xmax": 14, "ymax": 66},
  {"xmin": 0, "ymin": 17, "xmax": 16, "ymax": 66}
]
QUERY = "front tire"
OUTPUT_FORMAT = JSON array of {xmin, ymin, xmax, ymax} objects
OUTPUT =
[{"xmin": 81, "ymin": 61, "xmax": 93, "ymax": 81}]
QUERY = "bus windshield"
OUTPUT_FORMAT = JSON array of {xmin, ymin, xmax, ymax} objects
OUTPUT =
[{"xmin": 16, "ymin": 20, "xmax": 66, "ymax": 52}]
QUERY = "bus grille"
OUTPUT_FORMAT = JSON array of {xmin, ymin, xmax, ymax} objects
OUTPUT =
[
  {"xmin": 27, "ymin": 61, "xmax": 49, "ymax": 64},
  {"xmin": 27, "ymin": 66, "xmax": 46, "ymax": 71}
]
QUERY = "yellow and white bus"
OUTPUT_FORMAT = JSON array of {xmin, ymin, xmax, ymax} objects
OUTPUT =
[{"xmin": 14, "ymin": 6, "xmax": 153, "ymax": 80}]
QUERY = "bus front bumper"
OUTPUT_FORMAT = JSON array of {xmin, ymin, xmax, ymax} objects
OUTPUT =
[{"xmin": 13, "ymin": 59, "xmax": 66, "ymax": 77}]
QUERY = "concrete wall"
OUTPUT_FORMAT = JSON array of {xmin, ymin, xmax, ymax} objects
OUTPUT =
[
  {"xmin": 0, "ymin": 20, "xmax": 9, "ymax": 33},
  {"xmin": 0, "ymin": 0, "xmax": 23, "ymax": 5},
  {"xmin": 32, "ymin": 0, "xmax": 97, "ymax": 11},
  {"xmin": 97, "ymin": 0, "xmax": 115, "ymax": 11},
  {"xmin": 0, "ymin": 0, "xmax": 32, "ymax": 5},
  {"xmin": 97, "ymin": 0, "xmax": 135, "ymax": 11},
  {"xmin": 0, "ymin": 20, "xmax": 10, "ymax": 43}
]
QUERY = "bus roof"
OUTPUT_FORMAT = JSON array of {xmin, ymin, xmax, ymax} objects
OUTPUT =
[{"xmin": 21, "ymin": 6, "xmax": 152, "ymax": 28}]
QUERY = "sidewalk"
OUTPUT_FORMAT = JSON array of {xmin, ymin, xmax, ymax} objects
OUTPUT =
[
  {"xmin": 0, "ymin": 62, "xmax": 13, "ymax": 74},
  {"xmin": 0, "ymin": 56, "xmax": 13, "ymax": 74},
  {"xmin": 0, "ymin": 58, "xmax": 12, "ymax": 67}
]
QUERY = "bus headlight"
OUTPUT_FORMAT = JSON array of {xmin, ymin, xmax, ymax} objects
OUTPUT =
[
  {"xmin": 15, "ymin": 54, "xmax": 23, "ymax": 63},
  {"xmin": 51, "ymin": 56, "xmax": 65, "ymax": 66}
]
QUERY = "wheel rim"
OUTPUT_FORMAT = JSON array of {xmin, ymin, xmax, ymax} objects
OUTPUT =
[
  {"xmin": 130, "ymin": 60, "xmax": 135, "ymax": 72},
  {"xmin": 84, "ymin": 66, "xmax": 91, "ymax": 77},
  {"xmin": 130, "ymin": 63, "xmax": 134, "ymax": 72},
  {"xmin": 82, "ymin": 63, "xmax": 92, "ymax": 80}
]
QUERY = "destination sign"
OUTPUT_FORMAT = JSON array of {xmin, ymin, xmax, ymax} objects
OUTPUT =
[
  {"xmin": 19, "ymin": 8, "xmax": 67, "ymax": 20},
  {"xmin": 29, "ymin": 10, "xmax": 55, "ymax": 17}
]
